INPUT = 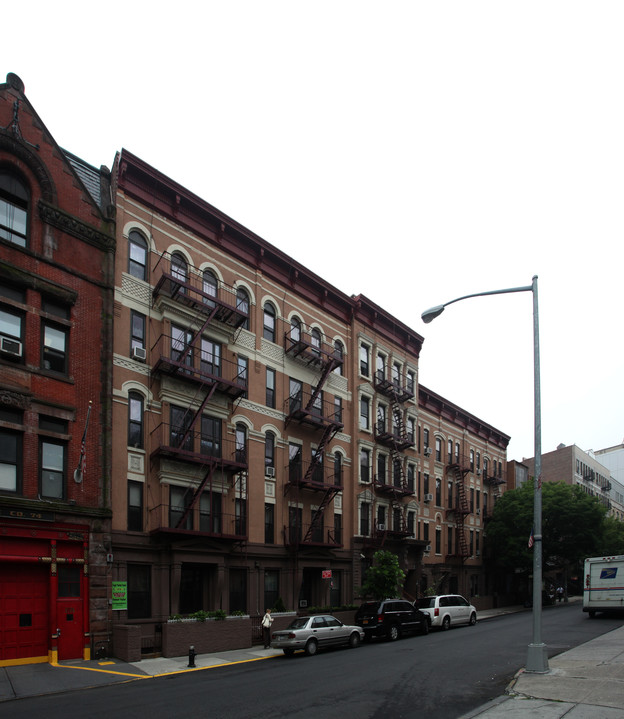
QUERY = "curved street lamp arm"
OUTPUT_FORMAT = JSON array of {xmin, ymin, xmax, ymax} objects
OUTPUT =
[{"xmin": 421, "ymin": 282, "xmax": 534, "ymax": 323}]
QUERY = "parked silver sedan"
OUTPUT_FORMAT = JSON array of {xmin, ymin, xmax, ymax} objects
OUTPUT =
[{"xmin": 271, "ymin": 614, "xmax": 364, "ymax": 656}]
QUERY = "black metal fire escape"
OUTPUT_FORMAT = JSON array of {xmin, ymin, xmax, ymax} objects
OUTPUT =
[
  {"xmin": 284, "ymin": 323, "xmax": 343, "ymax": 546},
  {"xmin": 445, "ymin": 461, "xmax": 470, "ymax": 560},
  {"xmin": 150, "ymin": 252, "xmax": 249, "ymax": 533},
  {"xmin": 370, "ymin": 368, "xmax": 415, "ymax": 544}
]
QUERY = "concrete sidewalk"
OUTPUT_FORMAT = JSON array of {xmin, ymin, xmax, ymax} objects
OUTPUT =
[
  {"xmin": 460, "ymin": 623, "xmax": 624, "ymax": 718},
  {"xmin": 3, "ymin": 597, "xmax": 623, "ymax": 719}
]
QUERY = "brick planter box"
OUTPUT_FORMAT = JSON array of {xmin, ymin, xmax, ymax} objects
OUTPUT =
[{"xmin": 162, "ymin": 617, "xmax": 251, "ymax": 657}]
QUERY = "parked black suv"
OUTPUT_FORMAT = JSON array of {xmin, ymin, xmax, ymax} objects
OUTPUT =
[{"xmin": 355, "ymin": 599, "xmax": 429, "ymax": 641}]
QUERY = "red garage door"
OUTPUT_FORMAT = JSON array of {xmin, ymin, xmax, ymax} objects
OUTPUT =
[{"xmin": 0, "ymin": 564, "xmax": 49, "ymax": 663}]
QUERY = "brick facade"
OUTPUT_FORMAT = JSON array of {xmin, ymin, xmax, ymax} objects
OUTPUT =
[{"xmin": 0, "ymin": 73, "xmax": 115, "ymax": 665}]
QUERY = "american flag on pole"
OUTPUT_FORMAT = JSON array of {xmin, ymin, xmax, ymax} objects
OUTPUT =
[
  {"xmin": 528, "ymin": 528, "xmax": 534, "ymax": 549},
  {"xmin": 74, "ymin": 401, "xmax": 92, "ymax": 484}
]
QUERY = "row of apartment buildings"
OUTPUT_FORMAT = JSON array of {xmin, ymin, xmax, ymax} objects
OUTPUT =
[
  {"xmin": 517, "ymin": 443, "xmax": 624, "ymax": 520},
  {"xmin": 0, "ymin": 73, "xmax": 511, "ymax": 665}
]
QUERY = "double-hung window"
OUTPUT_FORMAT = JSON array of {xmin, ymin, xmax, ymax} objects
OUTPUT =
[
  {"xmin": 236, "ymin": 288, "xmax": 249, "ymax": 329},
  {"xmin": 0, "ymin": 171, "xmax": 28, "ymax": 247},
  {"xmin": 266, "ymin": 367, "xmax": 276, "ymax": 408},
  {"xmin": 128, "ymin": 392, "xmax": 144, "ymax": 448},
  {"xmin": 130, "ymin": 311, "xmax": 146, "ymax": 356},
  {"xmin": 201, "ymin": 415, "xmax": 221, "ymax": 458},
  {"xmin": 0, "ymin": 407, "xmax": 22, "ymax": 493},
  {"xmin": 128, "ymin": 230, "xmax": 148, "ymax": 280},
  {"xmin": 128, "ymin": 480, "xmax": 143, "ymax": 531},
  {"xmin": 200, "ymin": 337, "xmax": 221, "ymax": 377},
  {"xmin": 40, "ymin": 416, "xmax": 68, "ymax": 499},
  {"xmin": 42, "ymin": 300, "xmax": 70, "ymax": 375},
  {"xmin": 263, "ymin": 302, "xmax": 276, "ymax": 342},
  {"xmin": 360, "ymin": 344, "xmax": 370, "ymax": 376},
  {"xmin": 0, "ymin": 304, "xmax": 24, "ymax": 359},
  {"xmin": 360, "ymin": 396, "xmax": 370, "ymax": 430},
  {"xmin": 171, "ymin": 325, "xmax": 193, "ymax": 370}
]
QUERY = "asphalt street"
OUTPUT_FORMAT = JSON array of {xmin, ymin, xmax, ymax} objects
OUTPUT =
[{"xmin": 4, "ymin": 601, "xmax": 621, "ymax": 719}]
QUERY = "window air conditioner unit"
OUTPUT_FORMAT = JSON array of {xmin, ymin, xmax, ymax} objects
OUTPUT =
[
  {"xmin": 476, "ymin": 508, "xmax": 481, "ymax": 515},
  {"xmin": 132, "ymin": 346, "xmax": 147, "ymax": 361},
  {"xmin": 477, "ymin": 469, "xmax": 482, "ymax": 476},
  {"xmin": 424, "ymin": 493, "xmax": 433, "ymax": 502},
  {"xmin": 425, "ymin": 544, "xmax": 431, "ymax": 552},
  {"xmin": 424, "ymin": 447, "xmax": 432, "ymax": 456},
  {"xmin": 378, "ymin": 524, "xmax": 386, "ymax": 531},
  {"xmin": 0, "ymin": 336, "xmax": 22, "ymax": 357},
  {"xmin": 476, "ymin": 550, "xmax": 481, "ymax": 557},
  {"xmin": 265, "ymin": 466, "xmax": 276, "ymax": 478}
]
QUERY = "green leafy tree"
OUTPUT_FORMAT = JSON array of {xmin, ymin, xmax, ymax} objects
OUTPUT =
[
  {"xmin": 359, "ymin": 549, "xmax": 406, "ymax": 600},
  {"xmin": 598, "ymin": 515, "xmax": 624, "ymax": 555},
  {"xmin": 485, "ymin": 480, "xmax": 606, "ymax": 572}
]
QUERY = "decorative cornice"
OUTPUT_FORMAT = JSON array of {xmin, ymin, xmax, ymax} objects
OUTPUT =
[
  {"xmin": 38, "ymin": 200, "xmax": 115, "ymax": 252},
  {"xmin": 0, "ymin": 389, "xmax": 31, "ymax": 410}
]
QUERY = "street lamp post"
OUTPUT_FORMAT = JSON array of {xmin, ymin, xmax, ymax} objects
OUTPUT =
[{"xmin": 422, "ymin": 275, "xmax": 548, "ymax": 673}]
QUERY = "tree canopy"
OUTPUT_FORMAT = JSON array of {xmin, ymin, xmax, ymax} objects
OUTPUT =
[
  {"xmin": 598, "ymin": 515, "xmax": 624, "ymax": 555},
  {"xmin": 359, "ymin": 549, "xmax": 406, "ymax": 600},
  {"xmin": 485, "ymin": 481, "xmax": 607, "ymax": 572}
]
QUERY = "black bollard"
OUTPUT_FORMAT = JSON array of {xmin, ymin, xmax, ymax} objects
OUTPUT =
[{"xmin": 188, "ymin": 644, "xmax": 196, "ymax": 668}]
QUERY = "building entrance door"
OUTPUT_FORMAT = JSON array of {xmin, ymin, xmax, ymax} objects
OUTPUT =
[{"xmin": 56, "ymin": 565, "xmax": 84, "ymax": 660}]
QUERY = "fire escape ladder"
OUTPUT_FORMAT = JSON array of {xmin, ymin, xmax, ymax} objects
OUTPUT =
[
  {"xmin": 175, "ymin": 383, "xmax": 219, "ymax": 450},
  {"xmin": 454, "ymin": 469, "xmax": 470, "ymax": 559},
  {"xmin": 304, "ymin": 352, "xmax": 341, "ymax": 414},
  {"xmin": 301, "ymin": 422, "xmax": 341, "ymax": 484},
  {"xmin": 175, "ymin": 459, "xmax": 217, "ymax": 529},
  {"xmin": 302, "ymin": 486, "xmax": 340, "ymax": 543},
  {"xmin": 172, "ymin": 305, "xmax": 219, "ymax": 367}
]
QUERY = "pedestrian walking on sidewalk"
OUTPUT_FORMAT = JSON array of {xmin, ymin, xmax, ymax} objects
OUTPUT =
[
  {"xmin": 557, "ymin": 586, "xmax": 564, "ymax": 602},
  {"xmin": 262, "ymin": 608, "xmax": 274, "ymax": 648}
]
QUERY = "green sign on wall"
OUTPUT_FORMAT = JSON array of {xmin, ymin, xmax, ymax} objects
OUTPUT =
[{"xmin": 112, "ymin": 581, "xmax": 128, "ymax": 610}]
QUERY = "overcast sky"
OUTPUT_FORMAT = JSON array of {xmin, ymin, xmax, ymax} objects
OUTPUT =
[{"xmin": 5, "ymin": 1, "xmax": 622, "ymax": 462}]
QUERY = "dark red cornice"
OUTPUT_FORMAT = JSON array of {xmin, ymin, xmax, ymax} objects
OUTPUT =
[
  {"xmin": 117, "ymin": 149, "xmax": 355, "ymax": 324},
  {"xmin": 352, "ymin": 293, "xmax": 424, "ymax": 358},
  {"xmin": 419, "ymin": 384, "xmax": 510, "ymax": 449}
]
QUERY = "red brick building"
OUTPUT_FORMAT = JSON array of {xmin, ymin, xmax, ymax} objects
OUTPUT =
[{"xmin": 0, "ymin": 73, "xmax": 115, "ymax": 665}]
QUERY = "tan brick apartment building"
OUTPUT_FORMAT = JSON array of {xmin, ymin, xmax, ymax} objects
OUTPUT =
[
  {"xmin": 108, "ymin": 149, "xmax": 511, "ymax": 653},
  {"xmin": 417, "ymin": 385, "xmax": 509, "ymax": 599},
  {"xmin": 523, "ymin": 443, "xmax": 620, "ymax": 517}
]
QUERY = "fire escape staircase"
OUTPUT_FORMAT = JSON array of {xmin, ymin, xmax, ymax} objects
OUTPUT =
[
  {"xmin": 149, "ymin": 271, "xmax": 248, "ymax": 532},
  {"xmin": 446, "ymin": 463, "xmax": 470, "ymax": 560},
  {"xmin": 301, "ymin": 485, "xmax": 342, "ymax": 544},
  {"xmin": 284, "ymin": 325, "xmax": 343, "ymax": 545}
]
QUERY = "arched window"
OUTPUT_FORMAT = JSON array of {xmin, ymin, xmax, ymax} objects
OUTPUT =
[
  {"xmin": 263, "ymin": 302, "xmax": 276, "ymax": 342},
  {"xmin": 128, "ymin": 230, "xmax": 148, "ymax": 280},
  {"xmin": 265, "ymin": 431, "xmax": 275, "ymax": 470},
  {"xmin": 235, "ymin": 423, "xmax": 247, "ymax": 463},
  {"xmin": 202, "ymin": 269, "xmax": 218, "ymax": 305},
  {"xmin": 310, "ymin": 328, "xmax": 321, "ymax": 357},
  {"xmin": 0, "ymin": 170, "xmax": 29, "ymax": 247},
  {"xmin": 171, "ymin": 252, "xmax": 188, "ymax": 288},
  {"xmin": 128, "ymin": 391, "xmax": 144, "ymax": 449},
  {"xmin": 333, "ymin": 339, "xmax": 344, "ymax": 375},
  {"xmin": 333, "ymin": 452, "xmax": 343, "ymax": 486},
  {"xmin": 236, "ymin": 287, "xmax": 250, "ymax": 329},
  {"xmin": 290, "ymin": 316, "xmax": 301, "ymax": 343}
]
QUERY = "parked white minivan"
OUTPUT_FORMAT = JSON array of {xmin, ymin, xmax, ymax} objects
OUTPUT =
[{"xmin": 416, "ymin": 594, "xmax": 477, "ymax": 630}]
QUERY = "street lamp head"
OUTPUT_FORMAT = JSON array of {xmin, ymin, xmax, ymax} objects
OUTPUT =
[{"xmin": 421, "ymin": 305, "xmax": 445, "ymax": 324}]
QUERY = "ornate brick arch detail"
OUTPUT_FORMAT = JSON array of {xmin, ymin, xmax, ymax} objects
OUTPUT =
[{"xmin": 0, "ymin": 133, "xmax": 57, "ymax": 204}]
